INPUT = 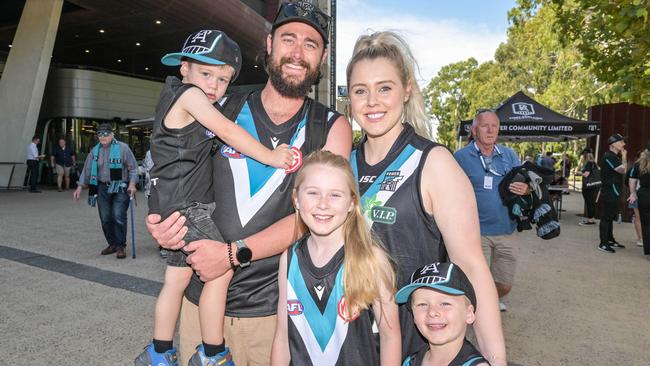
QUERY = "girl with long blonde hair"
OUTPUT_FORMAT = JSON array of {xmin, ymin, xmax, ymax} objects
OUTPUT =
[{"xmin": 271, "ymin": 150, "xmax": 400, "ymax": 365}]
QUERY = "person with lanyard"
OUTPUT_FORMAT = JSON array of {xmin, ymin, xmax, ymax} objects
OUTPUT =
[
  {"xmin": 73, "ymin": 123, "xmax": 138, "ymax": 259},
  {"xmin": 26, "ymin": 135, "xmax": 45, "ymax": 193},
  {"xmin": 597, "ymin": 133, "xmax": 627, "ymax": 253},
  {"xmin": 50, "ymin": 137, "xmax": 76, "ymax": 192},
  {"xmin": 454, "ymin": 109, "xmax": 530, "ymax": 314},
  {"xmin": 628, "ymin": 141, "xmax": 650, "ymax": 260},
  {"xmin": 145, "ymin": 1, "xmax": 352, "ymax": 364},
  {"xmin": 347, "ymin": 32, "xmax": 506, "ymax": 365}
]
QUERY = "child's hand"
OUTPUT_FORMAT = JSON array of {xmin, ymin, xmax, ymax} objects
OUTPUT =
[{"xmin": 270, "ymin": 143, "xmax": 294, "ymax": 169}]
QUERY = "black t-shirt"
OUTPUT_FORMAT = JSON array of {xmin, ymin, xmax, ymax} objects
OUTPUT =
[
  {"xmin": 52, "ymin": 145, "xmax": 75, "ymax": 167},
  {"xmin": 580, "ymin": 161, "xmax": 598, "ymax": 188},
  {"xmin": 600, "ymin": 151, "xmax": 623, "ymax": 196}
]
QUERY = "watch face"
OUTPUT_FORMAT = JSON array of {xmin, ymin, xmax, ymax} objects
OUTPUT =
[{"xmin": 236, "ymin": 247, "xmax": 253, "ymax": 264}]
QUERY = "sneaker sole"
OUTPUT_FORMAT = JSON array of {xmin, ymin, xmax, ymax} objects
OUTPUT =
[{"xmin": 598, "ymin": 246, "xmax": 616, "ymax": 253}]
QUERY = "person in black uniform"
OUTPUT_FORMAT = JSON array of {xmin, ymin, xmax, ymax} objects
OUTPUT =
[
  {"xmin": 346, "ymin": 31, "xmax": 506, "ymax": 365},
  {"xmin": 578, "ymin": 148, "xmax": 599, "ymax": 226},
  {"xmin": 135, "ymin": 30, "xmax": 292, "ymax": 366},
  {"xmin": 598, "ymin": 133, "xmax": 628, "ymax": 253},
  {"xmin": 627, "ymin": 141, "xmax": 650, "ymax": 260},
  {"xmin": 271, "ymin": 151, "xmax": 400, "ymax": 365},
  {"xmin": 397, "ymin": 262, "xmax": 488, "ymax": 366},
  {"xmin": 145, "ymin": 2, "xmax": 353, "ymax": 364}
]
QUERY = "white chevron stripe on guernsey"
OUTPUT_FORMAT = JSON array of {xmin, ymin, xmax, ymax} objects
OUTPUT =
[
  {"xmin": 287, "ymin": 281, "xmax": 348, "ymax": 364},
  {"xmin": 229, "ymin": 126, "xmax": 306, "ymax": 227}
]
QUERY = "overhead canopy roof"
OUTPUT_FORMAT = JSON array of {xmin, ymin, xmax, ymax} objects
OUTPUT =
[
  {"xmin": 0, "ymin": 0, "xmax": 274, "ymax": 85},
  {"xmin": 458, "ymin": 91, "xmax": 601, "ymax": 142}
]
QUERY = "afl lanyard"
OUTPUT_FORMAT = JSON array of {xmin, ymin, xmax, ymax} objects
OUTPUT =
[{"xmin": 474, "ymin": 142, "xmax": 503, "ymax": 176}]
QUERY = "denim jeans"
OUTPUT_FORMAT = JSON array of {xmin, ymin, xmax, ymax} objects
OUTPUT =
[{"xmin": 97, "ymin": 183, "xmax": 130, "ymax": 247}]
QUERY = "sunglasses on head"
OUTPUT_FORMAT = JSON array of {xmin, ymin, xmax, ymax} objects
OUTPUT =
[
  {"xmin": 97, "ymin": 132, "xmax": 111, "ymax": 137},
  {"xmin": 278, "ymin": 2, "xmax": 330, "ymax": 34}
]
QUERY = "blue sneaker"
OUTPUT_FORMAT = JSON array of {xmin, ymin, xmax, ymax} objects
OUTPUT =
[
  {"xmin": 188, "ymin": 344, "xmax": 234, "ymax": 366},
  {"xmin": 134, "ymin": 342, "xmax": 178, "ymax": 366}
]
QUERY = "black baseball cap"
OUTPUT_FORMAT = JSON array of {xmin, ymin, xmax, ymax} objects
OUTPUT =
[
  {"xmin": 97, "ymin": 123, "xmax": 113, "ymax": 134},
  {"xmin": 272, "ymin": 0, "xmax": 330, "ymax": 45},
  {"xmin": 395, "ymin": 262, "xmax": 477, "ymax": 309},
  {"xmin": 161, "ymin": 30, "xmax": 242, "ymax": 80},
  {"xmin": 607, "ymin": 133, "xmax": 625, "ymax": 145}
]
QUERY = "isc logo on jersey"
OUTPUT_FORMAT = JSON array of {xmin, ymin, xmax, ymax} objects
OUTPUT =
[
  {"xmin": 287, "ymin": 300, "xmax": 304, "ymax": 316},
  {"xmin": 220, "ymin": 145, "xmax": 246, "ymax": 159}
]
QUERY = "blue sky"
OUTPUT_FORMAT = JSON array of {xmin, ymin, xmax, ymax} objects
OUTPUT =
[{"xmin": 335, "ymin": 0, "xmax": 517, "ymax": 86}]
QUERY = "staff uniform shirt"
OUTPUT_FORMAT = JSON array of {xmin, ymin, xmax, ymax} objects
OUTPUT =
[
  {"xmin": 52, "ymin": 145, "xmax": 76, "ymax": 167},
  {"xmin": 454, "ymin": 142, "xmax": 519, "ymax": 236},
  {"xmin": 77, "ymin": 141, "xmax": 138, "ymax": 186},
  {"xmin": 580, "ymin": 161, "xmax": 599, "ymax": 189},
  {"xmin": 26, "ymin": 142, "xmax": 39, "ymax": 160},
  {"xmin": 600, "ymin": 151, "xmax": 623, "ymax": 197}
]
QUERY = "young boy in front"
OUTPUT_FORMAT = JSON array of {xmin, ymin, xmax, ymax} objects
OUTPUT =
[
  {"xmin": 135, "ymin": 30, "xmax": 293, "ymax": 366},
  {"xmin": 396, "ymin": 262, "xmax": 489, "ymax": 366}
]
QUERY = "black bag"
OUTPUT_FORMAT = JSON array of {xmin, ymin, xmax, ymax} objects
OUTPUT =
[{"xmin": 584, "ymin": 166, "xmax": 602, "ymax": 188}]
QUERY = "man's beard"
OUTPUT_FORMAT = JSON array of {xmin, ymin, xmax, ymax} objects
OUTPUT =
[{"xmin": 268, "ymin": 56, "xmax": 321, "ymax": 98}]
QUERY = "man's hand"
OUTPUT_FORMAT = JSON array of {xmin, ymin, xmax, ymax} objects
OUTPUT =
[
  {"xmin": 509, "ymin": 182, "xmax": 530, "ymax": 196},
  {"xmin": 146, "ymin": 212, "xmax": 187, "ymax": 250},
  {"xmin": 628, "ymin": 193, "xmax": 638, "ymax": 204},
  {"xmin": 73, "ymin": 186, "xmax": 82, "ymax": 200},
  {"xmin": 127, "ymin": 182, "xmax": 137, "ymax": 197},
  {"xmin": 185, "ymin": 239, "xmax": 232, "ymax": 281}
]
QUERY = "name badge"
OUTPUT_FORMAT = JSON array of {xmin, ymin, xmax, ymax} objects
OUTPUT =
[{"xmin": 483, "ymin": 176, "xmax": 493, "ymax": 190}]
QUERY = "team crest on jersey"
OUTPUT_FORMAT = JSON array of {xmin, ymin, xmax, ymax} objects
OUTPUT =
[
  {"xmin": 287, "ymin": 300, "xmax": 304, "ymax": 316},
  {"xmin": 379, "ymin": 170, "xmax": 403, "ymax": 192},
  {"xmin": 285, "ymin": 147, "xmax": 303, "ymax": 174},
  {"xmin": 220, "ymin": 145, "xmax": 246, "ymax": 159},
  {"xmin": 205, "ymin": 128, "xmax": 216, "ymax": 138},
  {"xmin": 337, "ymin": 297, "xmax": 360, "ymax": 322}
]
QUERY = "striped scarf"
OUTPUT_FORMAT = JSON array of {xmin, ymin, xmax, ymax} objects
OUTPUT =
[{"xmin": 88, "ymin": 139, "xmax": 123, "ymax": 206}]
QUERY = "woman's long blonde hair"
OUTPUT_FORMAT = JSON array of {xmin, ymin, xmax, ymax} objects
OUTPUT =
[
  {"xmin": 292, "ymin": 151, "xmax": 396, "ymax": 319},
  {"xmin": 346, "ymin": 31, "xmax": 431, "ymax": 139},
  {"xmin": 638, "ymin": 149, "xmax": 650, "ymax": 175}
]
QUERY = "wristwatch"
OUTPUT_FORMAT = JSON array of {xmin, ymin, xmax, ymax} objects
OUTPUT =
[{"xmin": 234, "ymin": 239, "xmax": 252, "ymax": 268}]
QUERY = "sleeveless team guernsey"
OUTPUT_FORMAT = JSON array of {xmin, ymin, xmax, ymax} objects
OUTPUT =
[
  {"xmin": 148, "ymin": 76, "xmax": 216, "ymax": 218},
  {"xmin": 350, "ymin": 123, "xmax": 447, "ymax": 356},
  {"xmin": 402, "ymin": 339, "xmax": 488, "ymax": 366},
  {"xmin": 286, "ymin": 237, "xmax": 380, "ymax": 365},
  {"xmin": 184, "ymin": 91, "xmax": 340, "ymax": 317}
]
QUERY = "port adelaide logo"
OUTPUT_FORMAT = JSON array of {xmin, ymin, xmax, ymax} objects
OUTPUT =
[{"xmin": 379, "ymin": 170, "xmax": 403, "ymax": 192}]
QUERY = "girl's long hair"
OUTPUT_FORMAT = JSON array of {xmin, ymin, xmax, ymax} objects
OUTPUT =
[
  {"xmin": 346, "ymin": 31, "xmax": 431, "ymax": 139},
  {"xmin": 293, "ymin": 151, "xmax": 396, "ymax": 319}
]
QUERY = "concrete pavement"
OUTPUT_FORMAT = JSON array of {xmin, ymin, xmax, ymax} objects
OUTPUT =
[{"xmin": 1, "ymin": 188, "xmax": 649, "ymax": 365}]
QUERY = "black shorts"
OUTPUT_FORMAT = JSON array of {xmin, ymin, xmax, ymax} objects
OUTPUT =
[{"xmin": 166, "ymin": 202, "xmax": 224, "ymax": 267}]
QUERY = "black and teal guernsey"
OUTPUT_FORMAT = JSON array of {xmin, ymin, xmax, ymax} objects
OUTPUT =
[
  {"xmin": 351, "ymin": 123, "xmax": 447, "ymax": 357},
  {"xmin": 148, "ymin": 76, "xmax": 216, "ymax": 218},
  {"xmin": 286, "ymin": 236, "xmax": 380, "ymax": 365},
  {"xmin": 402, "ymin": 339, "xmax": 488, "ymax": 366},
  {"xmin": 184, "ymin": 91, "xmax": 340, "ymax": 317}
]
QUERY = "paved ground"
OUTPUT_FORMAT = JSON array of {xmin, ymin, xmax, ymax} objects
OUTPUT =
[{"xmin": 1, "ymin": 188, "xmax": 649, "ymax": 365}]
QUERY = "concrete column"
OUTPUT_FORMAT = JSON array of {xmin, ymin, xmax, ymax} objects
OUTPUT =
[{"xmin": 0, "ymin": 0, "xmax": 63, "ymax": 187}]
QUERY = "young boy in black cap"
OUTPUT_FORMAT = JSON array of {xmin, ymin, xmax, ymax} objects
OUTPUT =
[
  {"xmin": 396, "ymin": 262, "xmax": 489, "ymax": 366},
  {"xmin": 135, "ymin": 30, "xmax": 294, "ymax": 366}
]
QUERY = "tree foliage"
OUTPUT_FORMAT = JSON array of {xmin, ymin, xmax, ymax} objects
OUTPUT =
[{"xmin": 426, "ymin": 2, "xmax": 615, "ymax": 157}]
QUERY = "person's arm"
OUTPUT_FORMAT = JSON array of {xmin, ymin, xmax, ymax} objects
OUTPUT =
[
  {"xmin": 628, "ymin": 178, "xmax": 639, "ymax": 203},
  {"xmin": 73, "ymin": 153, "xmax": 94, "ymax": 200},
  {"xmin": 372, "ymin": 248, "xmax": 401, "ymax": 366},
  {"xmin": 151, "ymin": 112, "xmax": 353, "ymax": 280},
  {"xmin": 609, "ymin": 150, "xmax": 627, "ymax": 174},
  {"xmin": 50, "ymin": 152, "xmax": 55, "ymax": 167},
  {"xmin": 123, "ymin": 144, "xmax": 138, "ymax": 196},
  {"xmin": 422, "ymin": 147, "xmax": 506, "ymax": 366},
  {"xmin": 179, "ymin": 88, "xmax": 292, "ymax": 169},
  {"xmin": 270, "ymin": 251, "xmax": 290, "ymax": 366},
  {"xmin": 321, "ymin": 115, "xmax": 352, "ymax": 160}
]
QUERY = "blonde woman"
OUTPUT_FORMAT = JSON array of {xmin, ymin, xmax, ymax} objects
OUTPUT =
[
  {"xmin": 579, "ymin": 148, "xmax": 599, "ymax": 226},
  {"xmin": 627, "ymin": 142, "xmax": 650, "ymax": 259},
  {"xmin": 346, "ymin": 31, "xmax": 506, "ymax": 365}
]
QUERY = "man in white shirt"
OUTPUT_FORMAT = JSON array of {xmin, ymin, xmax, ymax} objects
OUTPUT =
[{"xmin": 26, "ymin": 136, "xmax": 44, "ymax": 193}]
